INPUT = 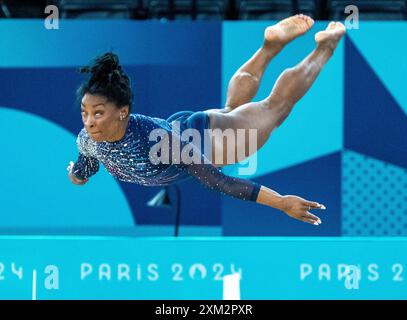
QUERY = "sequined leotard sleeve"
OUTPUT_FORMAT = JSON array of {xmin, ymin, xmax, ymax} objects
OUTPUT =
[
  {"xmin": 183, "ymin": 160, "xmax": 261, "ymax": 202},
  {"xmin": 72, "ymin": 114, "xmax": 261, "ymax": 202},
  {"xmin": 71, "ymin": 130, "xmax": 100, "ymax": 180}
]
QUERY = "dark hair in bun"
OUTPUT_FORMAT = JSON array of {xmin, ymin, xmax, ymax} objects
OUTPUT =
[{"xmin": 77, "ymin": 52, "xmax": 133, "ymax": 111}]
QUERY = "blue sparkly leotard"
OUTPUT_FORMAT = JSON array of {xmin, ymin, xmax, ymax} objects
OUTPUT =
[{"xmin": 72, "ymin": 113, "xmax": 261, "ymax": 201}]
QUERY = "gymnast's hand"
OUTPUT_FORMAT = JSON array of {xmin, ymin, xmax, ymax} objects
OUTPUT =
[
  {"xmin": 67, "ymin": 161, "xmax": 88, "ymax": 185},
  {"xmin": 256, "ymin": 187, "xmax": 325, "ymax": 226},
  {"xmin": 281, "ymin": 195, "xmax": 325, "ymax": 225}
]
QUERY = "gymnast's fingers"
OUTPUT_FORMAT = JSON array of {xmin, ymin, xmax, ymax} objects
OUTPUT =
[
  {"xmin": 303, "ymin": 211, "xmax": 321, "ymax": 224},
  {"xmin": 305, "ymin": 201, "xmax": 326, "ymax": 210},
  {"xmin": 67, "ymin": 161, "xmax": 74, "ymax": 172},
  {"xmin": 302, "ymin": 216, "xmax": 321, "ymax": 225}
]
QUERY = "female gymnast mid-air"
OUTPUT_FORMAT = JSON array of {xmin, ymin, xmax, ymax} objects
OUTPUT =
[{"xmin": 67, "ymin": 15, "xmax": 346, "ymax": 226}]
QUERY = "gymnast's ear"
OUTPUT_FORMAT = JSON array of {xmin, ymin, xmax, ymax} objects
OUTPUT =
[{"xmin": 120, "ymin": 105, "xmax": 129, "ymax": 119}]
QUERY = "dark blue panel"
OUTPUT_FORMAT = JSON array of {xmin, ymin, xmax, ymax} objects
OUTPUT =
[
  {"xmin": 0, "ymin": 67, "xmax": 84, "ymax": 134},
  {"xmin": 345, "ymin": 36, "xmax": 407, "ymax": 168},
  {"xmin": 120, "ymin": 178, "xmax": 221, "ymax": 226},
  {"xmin": 222, "ymin": 152, "xmax": 342, "ymax": 236},
  {"xmin": 0, "ymin": 65, "xmax": 221, "ymax": 135}
]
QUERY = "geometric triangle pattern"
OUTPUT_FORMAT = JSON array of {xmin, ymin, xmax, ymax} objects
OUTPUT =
[
  {"xmin": 342, "ymin": 150, "xmax": 407, "ymax": 236},
  {"xmin": 221, "ymin": 30, "xmax": 407, "ymax": 236},
  {"xmin": 347, "ymin": 23, "xmax": 407, "ymax": 116},
  {"xmin": 345, "ymin": 36, "xmax": 407, "ymax": 169}
]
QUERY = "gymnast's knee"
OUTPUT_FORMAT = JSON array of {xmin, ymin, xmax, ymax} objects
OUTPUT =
[
  {"xmin": 264, "ymin": 92, "xmax": 293, "ymax": 111},
  {"xmin": 232, "ymin": 71, "xmax": 260, "ymax": 87}
]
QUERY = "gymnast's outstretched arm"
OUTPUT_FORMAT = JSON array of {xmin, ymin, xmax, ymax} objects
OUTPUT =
[{"xmin": 185, "ymin": 161, "xmax": 325, "ymax": 226}]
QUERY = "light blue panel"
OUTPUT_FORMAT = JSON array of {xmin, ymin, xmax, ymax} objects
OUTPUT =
[
  {"xmin": 0, "ymin": 20, "xmax": 206, "ymax": 67},
  {"xmin": 348, "ymin": 22, "xmax": 407, "ymax": 115},
  {"xmin": 0, "ymin": 226, "xmax": 222, "ymax": 236},
  {"xmin": 0, "ymin": 107, "xmax": 134, "ymax": 227},
  {"xmin": 0, "ymin": 236, "xmax": 406, "ymax": 299},
  {"xmin": 342, "ymin": 150, "xmax": 407, "ymax": 236},
  {"xmin": 222, "ymin": 22, "xmax": 343, "ymax": 178},
  {"xmin": 135, "ymin": 226, "xmax": 222, "ymax": 236}
]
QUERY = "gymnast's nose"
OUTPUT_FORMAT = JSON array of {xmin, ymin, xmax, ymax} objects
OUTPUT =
[{"xmin": 84, "ymin": 115, "xmax": 96, "ymax": 128}]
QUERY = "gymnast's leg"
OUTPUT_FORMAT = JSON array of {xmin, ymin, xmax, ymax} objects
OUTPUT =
[
  {"xmin": 220, "ymin": 14, "xmax": 314, "ymax": 112},
  {"xmin": 207, "ymin": 22, "xmax": 346, "ymax": 166}
]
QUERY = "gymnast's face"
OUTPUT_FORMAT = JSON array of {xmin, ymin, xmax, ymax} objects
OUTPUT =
[{"xmin": 81, "ymin": 93, "xmax": 129, "ymax": 142}]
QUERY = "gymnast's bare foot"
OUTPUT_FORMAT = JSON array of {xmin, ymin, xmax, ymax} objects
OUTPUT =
[
  {"xmin": 315, "ymin": 21, "xmax": 346, "ymax": 51},
  {"xmin": 263, "ymin": 14, "xmax": 314, "ymax": 51}
]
